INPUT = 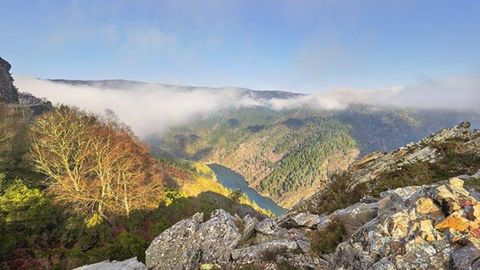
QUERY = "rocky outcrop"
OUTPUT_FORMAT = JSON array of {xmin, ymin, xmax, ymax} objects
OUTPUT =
[
  {"xmin": 17, "ymin": 92, "xmax": 53, "ymax": 114},
  {"xmin": 329, "ymin": 176, "xmax": 480, "ymax": 270},
  {"xmin": 0, "ymin": 57, "xmax": 52, "ymax": 114},
  {"xmin": 137, "ymin": 172, "xmax": 480, "ymax": 270},
  {"xmin": 145, "ymin": 210, "xmax": 243, "ymax": 270},
  {"xmin": 0, "ymin": 57, "xmax": 19, "ymax": 103},
  {"xmin": 145, "ymin": 208, "xmax": 325, "ymax": 269}
]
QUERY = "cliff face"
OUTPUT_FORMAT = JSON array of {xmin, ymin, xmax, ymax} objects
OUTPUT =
[
  {"xmin": 0, "ymin": 57, "xmax": 19, "ymax": 103},
  {"xmin": 0, "ymin": 57, "xmax": 52, "ymax": 113}
]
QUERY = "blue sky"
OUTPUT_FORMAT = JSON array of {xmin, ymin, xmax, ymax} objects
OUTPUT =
[{"xmin": 1, "ymin": 0, "xmax": 479, "ymax": 92}]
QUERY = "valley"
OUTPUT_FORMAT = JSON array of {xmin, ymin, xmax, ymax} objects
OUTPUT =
[{"xmin": 82, "ymin": 120, "xmax": 480, "ymax": 270}]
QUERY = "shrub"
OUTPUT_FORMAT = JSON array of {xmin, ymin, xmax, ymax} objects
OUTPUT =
[
  {"xmin": 108, "ymin": 232, "xmax": 148, "ymax": 262},
  {"xmin": 0, "ymin": 181, "xmax": 57, "ymax": 261},
  {"xmin": 308, "ymin": 220, "xmax": 346, "ymax": 254},
  {"xmin": 0, "ymin": 181, "xmax": 54, "ymax": 233}
]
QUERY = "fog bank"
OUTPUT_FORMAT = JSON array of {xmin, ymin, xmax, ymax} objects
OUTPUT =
[
  {"xmin": 14, "ymin": 75, "xmax": 480, "ymax": 136},
  {"xmin": 269, "ymin": 75, "xmax": 480, "ymax": 111},
  {"xmin": 14, "ymin": 76, "xmax": 263, "ymax": 135}
]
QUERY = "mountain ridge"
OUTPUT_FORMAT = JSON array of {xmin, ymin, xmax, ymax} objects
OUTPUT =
[{"xmin": 47, "ymin": 78, "xmax": 304, "ymax": 99}]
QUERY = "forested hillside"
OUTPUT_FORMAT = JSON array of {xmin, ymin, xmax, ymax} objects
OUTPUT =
[
  {"xmin": 154, "ymin": 105, "xmax": 480, "ymax": 208},
  {"xmin": 293, "ymin": 121, "xmax": 480, "ymax": 215}
]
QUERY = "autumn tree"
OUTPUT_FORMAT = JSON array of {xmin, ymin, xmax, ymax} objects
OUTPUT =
[
  {"xmin": 29, "ymin": 106, "xmax": 163, "ymax": 220},
  {"xmin": 88, "ymin": 110, "xmax": 162, "ymax": 218}
]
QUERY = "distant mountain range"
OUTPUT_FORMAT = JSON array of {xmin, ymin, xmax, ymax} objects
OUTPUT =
[{"xmin": 48, "ymin": 78, "xmax": 303, "ymax": 99}]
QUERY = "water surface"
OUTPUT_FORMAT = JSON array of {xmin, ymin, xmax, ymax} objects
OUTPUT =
[{"xmin": 209, "ymin": 164, "xmax": 286, "ymax": 216}]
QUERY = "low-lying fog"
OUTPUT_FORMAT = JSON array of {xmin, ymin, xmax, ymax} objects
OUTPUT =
[{"xmin": 14, "ymin": 74, "xmax": 480, "ymax": 137}]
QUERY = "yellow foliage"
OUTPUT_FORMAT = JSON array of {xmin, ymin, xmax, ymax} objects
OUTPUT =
[
  {"xmin": 85, "ymin": 213, "xmax": 103, "ymax": 228},
  {"xmin": 179, "ymin": 163, "xmax": 273, "ymax": 217},
  {"xmin": 192, "ymin": 162, "xmax": 214, "ymax": 177},
  {"xmin": 181, "ymin": 175, "xmax": 229, "ymax": 197}
]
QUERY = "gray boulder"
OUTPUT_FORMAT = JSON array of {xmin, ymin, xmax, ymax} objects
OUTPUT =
[
  {"xmin": 451, "ymin": 244, "xmax": 480, "ymax": 270},
  {"xmin": 331, "ymin": 202, "xmax": 378, "ymax": 236},
  {"xmin": 145, "ymin": 212, "xmax": 204, "ymax": 270},
  {"xmin": 254, "ymin": 218, "xmax": 288, "ymax": 244},
  {"xmin": 255, "ymin": 218, "xmax": 280, "ymax": 236},
  {"xmin": 145, "ymin": 210, "xmax": 242, "ymax": 270},
  {"xmin": 239, "ymin": 215, "xmax": 258, "ymax": 245},
  {"xmin": 290, "ymin": 212, "xmax": 322, "ymax": 228},
  {"xmin": 73, "ymin": 257, "xmax": 146, "ymax": 270},
  {"xmin": 194, "ymin": 209, "xmax": 242, "ymax": 263},
  {"xmin": 231, "ymin": 240, "xmax": 299, "ymax": 262}
]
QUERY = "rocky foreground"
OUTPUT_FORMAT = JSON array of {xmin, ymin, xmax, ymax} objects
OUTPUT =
[{"xmin": 77, "ymin": 170, "xmax": 480, "ymax": 269}]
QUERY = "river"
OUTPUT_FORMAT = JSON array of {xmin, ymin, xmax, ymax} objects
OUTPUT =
[{"xmin": 208, "ymin": 164, "xmax": 286, "ymax": 216}]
